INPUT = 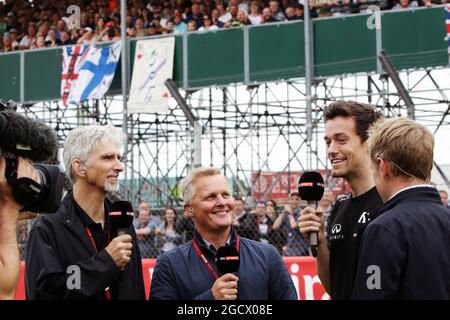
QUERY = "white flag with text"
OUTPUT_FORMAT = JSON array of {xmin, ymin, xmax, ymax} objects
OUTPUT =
[{"xmin": 128, "ymin": 37, "xmax": 175, "ymax": 113}]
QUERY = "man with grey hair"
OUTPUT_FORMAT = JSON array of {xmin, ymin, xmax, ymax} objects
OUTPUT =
[
  {"xmin": 150, "ymin": 167, "xmax": 297, "ymax": 300},
  {"xmin": 25, "ymin": 125, "xmax": 145, "ymax": 300}
]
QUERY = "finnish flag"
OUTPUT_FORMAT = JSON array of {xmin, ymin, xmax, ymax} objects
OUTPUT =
[{"xmin": 67, "ymin": 41, "xmax": 122, "ymax": 105}]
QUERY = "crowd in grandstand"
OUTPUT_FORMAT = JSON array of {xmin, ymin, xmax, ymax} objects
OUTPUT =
[{"xmin": 0, "ymin": 0, "xmax": 448, "ymax": 52}]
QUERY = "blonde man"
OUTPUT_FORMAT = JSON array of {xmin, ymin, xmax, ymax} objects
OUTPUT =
[
  {"xmin": 150, "ymin": 167, "xmax": 297, "ymax": 300},
  {"xmin": 352, "ymin": 117, "xmax": 450, "ymax": 299}
]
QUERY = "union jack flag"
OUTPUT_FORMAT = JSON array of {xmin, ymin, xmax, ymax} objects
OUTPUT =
[
  {"xmin": 446, "ymin": 4, "xmax": 450, "ymax": 54},
  {"xmin": 61, "ymin": 45, "xmax": 90, "ymax": 105}
]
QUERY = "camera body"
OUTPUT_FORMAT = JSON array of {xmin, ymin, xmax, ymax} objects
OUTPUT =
[{"xmin": 0, "ymin": 100, "xmax": 65, "ymax": 214}]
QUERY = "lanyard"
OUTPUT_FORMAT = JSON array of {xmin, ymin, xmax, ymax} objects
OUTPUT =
[
  {"xmin": 85, "ymin": 227, "xmax": 111, "ymax": 300},
  {"xmin": 192, "ymin": 235, "xmax": 240, "ymax": 280}
]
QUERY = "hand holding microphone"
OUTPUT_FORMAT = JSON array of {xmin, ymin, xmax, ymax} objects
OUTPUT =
[
  {"xmin": 298, "ymin": 206, "xmax": 326, "ymax": 248},
  {"xmin": 212, "ymin": 273, "xmax": 238, "ymax": 300},
  {"xmin": 105, "ymin": 234, "xmax": 133, "ymax": 269},
  {"xmin": 297, "ymin": 171, "xmax": 325, "ymax": 257},
  {"xmin": 107, "ymin": 201, "xmax": 134, "ymax": 270},
  {"xmin": 212, "ymin": 244, "xmax": 240, "ymax": 300}
]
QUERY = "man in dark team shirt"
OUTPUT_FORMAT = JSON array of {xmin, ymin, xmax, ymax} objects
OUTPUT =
[
  {"xmin": 352, "ymin": 118, "xmax": 450, "ymax": 299},
  {"xmin": 298, "ymin": 101, "xmax": 383, "ymax": 299}
]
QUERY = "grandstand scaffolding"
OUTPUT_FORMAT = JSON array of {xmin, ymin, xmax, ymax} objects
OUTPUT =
[{"xmin": 1, "ymin": 6, "xmax": 449, "ymax": 209}]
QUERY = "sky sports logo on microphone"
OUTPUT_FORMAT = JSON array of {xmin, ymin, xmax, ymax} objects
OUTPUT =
[
  {"xmin": 109, "ymin": 211, "xmax": 134, "ymax": 216},
  {"xmin": 298, "ymin": 182, "xmax": 325, "ymax": 188},
  {"xmin": 218, "ymin": 256, "xmax": 239, "ymax": 261}
]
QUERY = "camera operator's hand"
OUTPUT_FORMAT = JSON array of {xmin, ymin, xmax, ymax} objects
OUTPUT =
[
  {"xmin": 0, "ymin": 156, "xmax": 20, "ymax": 214},
  {"xmin": 105, "ymin": 234, "xmax": 133, "ymax": 269},
  {"xmin": 0, "ymin": 156, "xmax": 40, "ymax": 216},
  {"xmin": 16, "ymin": 156, "xmax": 40, "ymax": 183},
  {"xmin": 0, "ymin": 156, "xmax": 39, "ymax": 299}
]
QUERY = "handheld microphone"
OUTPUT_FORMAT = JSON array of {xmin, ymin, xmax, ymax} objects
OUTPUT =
[
  {"xmin": 298, "ymin": 171, "xmax": 325, "ymax": 257},
  {"xmin": 109, "ymin": 201, "xmax": 134, "ymax": 237},
  {"xmin": 216, "ymin": 245, "xmax": 240, "ymax": 275}
]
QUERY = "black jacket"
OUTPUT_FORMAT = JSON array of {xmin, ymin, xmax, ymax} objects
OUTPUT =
[
  {"xmin": 25, "ymin": 193, "xmax": 146, "ymax": 300},
  {"xmin": 352, "ymin": 187, "xmax": 450, "ymax": 299}
]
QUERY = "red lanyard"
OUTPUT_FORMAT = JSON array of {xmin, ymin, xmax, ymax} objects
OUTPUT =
[
  {"xmin": 85, "ymin": 227, "xmax": 111, "ymax": 300},
  {"xmin": 192, "ymin": 236, "xmax": 240, "ymax": 280}
]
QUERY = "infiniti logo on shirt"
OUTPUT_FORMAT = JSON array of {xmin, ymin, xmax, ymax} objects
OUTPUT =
[{"xmin": 331, "ymin": 224, "xmax": 342, "ymax": 234}]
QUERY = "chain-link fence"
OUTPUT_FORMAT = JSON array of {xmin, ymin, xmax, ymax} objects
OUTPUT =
[{"xmin": 17, "ymin": 205, "xmax": 334, "ymax": 260}]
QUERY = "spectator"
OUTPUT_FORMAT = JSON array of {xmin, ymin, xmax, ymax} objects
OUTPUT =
[
  {"xmin": 173, "ymin": 14, "xmax": 188, "ymax": 33},
  {"xmin": 147, "ymin": 22, "xmax": 159, "ymax": 36},
  {"xmin": 133, "ymin": 201, "xmax": 162, "ymax": 258},
  {"xmin": 319, "ymin": 190, "xmax": 335, "ymax": 216},
  {"xmin": 135, "ymin": 17, "xmax": 147, "ymax": 37},
  {"xmin": 8, "ymin": 28, "xmax": 20, "ymax": 50},
  {"xmin": 211, "ymin": 8, "xmax": 225, "ymax": 28},
  {"xmin": 127, "ymin": 26, "xmax": 137, "ymax": 38},
  {"xmin": 187, "ymin": 19, "xmax": 198, "ymax": 31},
  {"xmin": 254, "ymin": 201, "xmax": 275, "ymax": 244},
  {"xmin": 294, "ymin": 3, "xmax": 305, "ymax": 20},
  {"xmin": 236, "ymin": 0, "xmax": 250, "ymax": 13},
  {"xmin": 187, "ymin": 3, "xmax": 204, "ymax": 27},
  {"xmin": 1, "ymin": 33, "xmax": 13, "ymax": 52},
  {"xmin": 235, "ymin": 10, "xmax": 250, "ymax": 26},
  {"xmin": 33, "ymin": 34, "xmax": 47, "ymax": 49},
  {"xmin": 174, "ymin": 205, "xmax": 196, "ymax": 243},
  {"xmin": 45, "ymin": 28, "xmax": 61, "ymax": 47},
  {"xmin": 155, "ymin": 208, "xmax": 183, "ymax": 255},
  {"xmin": 37, "ymin": 23, "xmax": 50, "ymax": 40},
  {"xmin": 59, "ymin": 30, "xmax": 74, "ymax": 46},
  {"xmin": 125, "ymin": 14, "xmax": 134, "ymax": 29},
  {"xmin": 232, "ymin": 197, "xmax": 259, "ymax": 240},
  {"xmin": 55, "ymin": 19, "xmax": 67, "ymax": 38},
  {"xmin": 165, "ymin": 19, "xmax": 175, "ymax": 33},
  {"xmin": 219, "ymin": 4, "xmax": 239, "ymax": 24},
  {"xmin": 285, "ymin": 5, "xmax": 298, "ymax": 21},
  {"xmin": 152, "ymin": 18, "xmax": 165, "ymax": 34},
  {"xmin": 160, "ymin": 7, "xmax": 173, "ymax": 28},
  {"xmin": 269, "ymin": 0, "xmax": 286, "ymax": 21},
  {"xmin": 439, "ymin": 190, "xmax": 449, "ymax": 209},
  {"xmin": 392, "ymin": 0, "xmax": 419, "ymax": 9},
  {"xmin": 17, "ymin": 220, "xmax": 28, "ymax": 260},
  {"xmin": 199, "ymin": 14, "xmax": 219, "ymax": 31},
  {"xmin": 265, "ymin": 199, "xmax": 279, "ymax": 221},
  {"xmin": 77, "ymin": 27, "xmax": 96, "ymax": 45},
  {"xmin": 273, "ymin": 192, "xmax": 310, "ymax": 256},
  {"xmin": 319, "ymin": 190, "xmax": 335, "ymax": 237},
  {"xmin": 265, "ymin": 199, "xmax": 285, "ymax": 254},
  {"xmin": 18, "ymin": 22, "xmax": 36, "ymax": 50},
  {"xmin": 248, "ymin": 1, "xmax": 263, "ymax": 25},
  {"xmin": 262, "ymin": 7, "xmax": 277, "ymax": 23}
]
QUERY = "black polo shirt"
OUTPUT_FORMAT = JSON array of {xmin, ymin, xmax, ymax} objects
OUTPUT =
[
  {"xmin": 327, "ymin": 186, "xmax": 383, "ymax": 300},
  {"xmin": 71, "ymin": 193, "xmax": 110, "ymax": 251}
]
